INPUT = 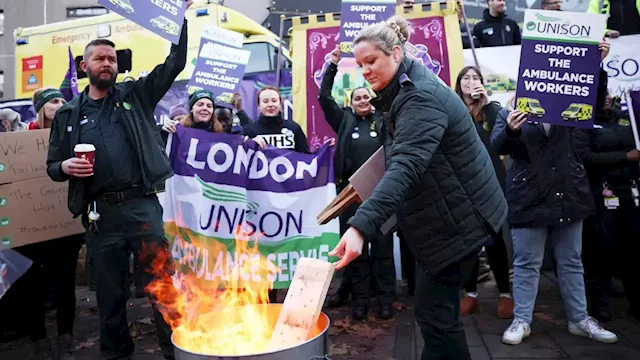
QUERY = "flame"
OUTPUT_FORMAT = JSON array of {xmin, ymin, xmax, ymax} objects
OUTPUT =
[{"xmin": 144, "ymin": 227, "xmax": 279, "ymax": 356}]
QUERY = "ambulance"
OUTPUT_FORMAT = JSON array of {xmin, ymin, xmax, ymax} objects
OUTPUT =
[
  {"xmin": 561, "ymin": 103, "xmax": 593, "ymax": 122},
  {"xmin": 516, "ymin": 97, "xmax": 546, "ymax": 118},
  {"xmin": 13, "ymin": 0, "xmax": 291, "ymax": 99}
]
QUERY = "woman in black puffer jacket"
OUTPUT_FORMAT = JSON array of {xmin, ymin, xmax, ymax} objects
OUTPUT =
[{"xmin": 317, "ymin": 45, "xmax": 396, "ymax": 320}]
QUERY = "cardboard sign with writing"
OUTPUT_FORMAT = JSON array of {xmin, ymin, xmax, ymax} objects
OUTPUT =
[
  {"xmin": 0, "ymin": 129, "xmax": 50, "ymax": 185},
  {"xmin": 0, "ymin": 177, "xmax": 84, "ymax": 249}
]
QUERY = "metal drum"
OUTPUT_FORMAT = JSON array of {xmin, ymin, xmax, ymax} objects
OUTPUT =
[{"xmin": 172, "ymin": 303, "xmax": 330, "ymax": 360}]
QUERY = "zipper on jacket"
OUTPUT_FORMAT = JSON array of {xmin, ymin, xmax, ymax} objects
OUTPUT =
[{"xmin": 501, "ymin": 26, "xmax": 505, "ymax": 45}]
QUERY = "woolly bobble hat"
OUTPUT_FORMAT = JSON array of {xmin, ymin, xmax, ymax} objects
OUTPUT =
[{"xmin": 169, "ymin": 103, "xmax": 189, "ymax": 119}]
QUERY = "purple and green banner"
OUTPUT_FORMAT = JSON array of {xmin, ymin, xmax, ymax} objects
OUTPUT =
[
  {"xmin": 98, "ymin": 0, "xmax": 186, "ymax": 44},
  {"xmin": 338, "ymin": 0, "xmax": 396, "ymax": 57},
  {"xmin": 189, "ymin": 27, "xmax": 251, "ymax": 108},
  {"xmin": 627, "ymin": 91, "xmax": 640, "ymax": 150},
  {"xmin": 515, "ymin": 9, "xmax": 607, "ymax": 129},
  {"xmin": 159, "ymin": 126, "xmax": 339, "ymax": 288}
]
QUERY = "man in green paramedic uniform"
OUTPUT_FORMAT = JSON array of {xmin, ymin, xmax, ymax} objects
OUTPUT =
[{"xmin": 45, "ymin": 2, "xmax": 192, "ymax": 359}]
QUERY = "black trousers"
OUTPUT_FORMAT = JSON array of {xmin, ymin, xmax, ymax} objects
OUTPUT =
[
  {"xmin": 584, "ymin": 194, "xmax": 640, "ymax": 312},
  {"xmin": 340, "ymin": 203, "xmax": 396, "ymax": 306},
  {"xmin": 398, "ymin": 230, "xmax": 416, "ymax": 293},
  {"xmin": 86, "ymin": 197, "xmax": 175, "ymax": 360},
  {"xmin": 464, "ymin": 229, "xmax": 511, "ymax": 294},
  {"xmin": 14, "ymin": 235, "xmax": 82, "ymax": 342},
  {"xmin": 415, "ymin": 250, "xmax": 477, "ymax": 360}
]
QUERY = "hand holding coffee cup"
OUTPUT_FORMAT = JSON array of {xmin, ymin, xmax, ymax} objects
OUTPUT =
[
  {"xmin": 471, "ymin": 84, "xmax": 489, "ymax": 105},
  {"xmin": 61, "ymin": 144, "xmax": 95, "ymax": 178},
  {"xmin": 74, "ymin": 144, "xmax": 96, "ymax": 165}
]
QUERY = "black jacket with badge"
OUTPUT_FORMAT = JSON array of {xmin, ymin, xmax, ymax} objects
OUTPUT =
[
  {"xmin": 47, "ymin": 20, "xmax": 188, "ymax": 217},
  {"xmin": 491, "ymin": 110, "xmax": 595, "ymax": 228},
  {"xmin": 347, "ymin": 58, "xmax": 508, "ymax": 274},
  {"xmin": 242, "ymin": 114, "xmax": 311, "ymax": 154},
  {"xmin": 317, "ymin": 62, "xmax": 382, "ymax": 185},
  {"xmin": 472, "ymin": 9, "xmax": 521, "ymax": 47},
  {"xmin": 461, "ymin": 22, "xmax": 481, "ymax": 49},
  {"xmin": 573, "ymin": 110, "xmax": 639, "ymax": 196}
]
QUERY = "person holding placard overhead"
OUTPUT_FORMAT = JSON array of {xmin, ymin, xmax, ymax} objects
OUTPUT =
[
  {"xmin": 45, "ymin": 1, "xmax": 193, "ymax": 359},
  {"xmin": 318, "ymin": 44, "xmax": 396, "ymax": 320},
  {"xmin": 328, "ymin": 15, "xmax": 508, "ymax": 359},
  {"xmin": 492, "ymin": 42, "xmax": 618, "ymax": 346}
]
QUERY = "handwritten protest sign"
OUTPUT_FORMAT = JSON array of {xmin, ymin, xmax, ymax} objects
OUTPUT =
[
  {"xmin": 189, "ymin": 27, "xmax": 251, "ymax": 108},
  {"xmin": 0, "ymin": 130, "xmax": 50, "ymax": 185},
  {"xmin": 98, "ymin": 0, "xmax": 186, "ymax": 44},
  {"xmin": 338, "ymin": 0, "xmax": 396, "ymax": 57},
  {"xmin": 0, "ymin": 129, "xmax": 84, "ymax": 248},
  {"xmin": 0, "ymin": 177, "xmax": 84, "ymax": 248},
  {"xmin": 515, "ymin": 10, "xmax": 606, "ymax": 129}
]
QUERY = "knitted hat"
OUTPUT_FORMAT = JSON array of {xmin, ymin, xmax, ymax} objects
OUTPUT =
[
  {"xmin": 34, "ymin": 89, "xmax": 64, "ymax": 113},
  {"xmin": 189, "ymin": 89, "xmax": 215, "ymax": 109},
  {"xmin": 169, "ymin": 103, "xmax": 189, "ymax": 119},
  {"xmin": 0, "ymin": 108, "xmax": 20, "ymax": 124}
]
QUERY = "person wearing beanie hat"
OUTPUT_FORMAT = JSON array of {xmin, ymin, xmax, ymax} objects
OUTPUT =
[
  {"xmin": 0, "ymin": 108, "xmax": 28, "ymax": 132},
  {"xmin": 162, "ymin": 89, "xmax": 222, "ymax": 134},
  {"xmin": 169, "ymin": 103, "xmax": 189, "ymax": 122},
  {"xmin": 32, "ymin": 87, "xmax": 66, "ymax": 129},
  {"xmin": 161, "ymin": 89, "xmax": 267, "ymax": 150},
  {"xmin": 11, "ymin": 86, "xmax": 84, "ymax": 360}
]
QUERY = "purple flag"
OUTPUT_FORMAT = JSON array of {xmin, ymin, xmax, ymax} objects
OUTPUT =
[
  {"xmin": 628, "ymin": 91, "xmax": 640, "ymax": 150},
  {"xmin": 60, "ymin": 46, "xmax": 79, "ymax": 101}
]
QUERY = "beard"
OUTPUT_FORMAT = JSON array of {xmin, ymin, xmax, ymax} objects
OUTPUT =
[{"xmin": 87, "ymin": 68, "xmax": 117, "ymax": 90}]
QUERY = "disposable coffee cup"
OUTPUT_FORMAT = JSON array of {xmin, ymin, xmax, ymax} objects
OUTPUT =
[
  {"xmin": 74, "ymin": 144, "xmax": 96, "ymax": 165},
  {"xmin": 471, "ymin": 92, "xmax": 480, "ymax": 100}
]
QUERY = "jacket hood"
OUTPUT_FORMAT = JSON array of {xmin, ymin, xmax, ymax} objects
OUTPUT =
[{"xmin": 483, "ymin": 8, "xmax": 506, "ymax": 22}]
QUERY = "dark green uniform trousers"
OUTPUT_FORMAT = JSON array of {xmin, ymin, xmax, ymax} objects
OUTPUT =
[
  {"xmin": 85, "ymin": 196, "xmax": 175, "ymax": 360},
  {"xmin": 341, "ymin": 203, "xmax": 396, "ymax": 306}
]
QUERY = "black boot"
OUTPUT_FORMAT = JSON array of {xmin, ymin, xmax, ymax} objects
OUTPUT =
[
  {"xmin": 378, "ymin": 303, "xmax": 393, "ymax": 320},
  {"xmin": 326, "ymin": 292, "xmax": 349, "ymax": 308},
  {"xmin": 353, "ymin": 304, "xmax": 368, "ymax": 320},
  {"xmin": 593, "ymin": 308, "xmax": 612, "ymax": 322}
]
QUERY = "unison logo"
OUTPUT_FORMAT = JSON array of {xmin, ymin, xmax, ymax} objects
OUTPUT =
[{"xmin": 527, "ymin": 13, "xmax": 591, "ymax": 39}]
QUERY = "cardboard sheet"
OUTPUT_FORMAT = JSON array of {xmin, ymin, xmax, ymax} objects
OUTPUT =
[{"xmin": 0, "ymin": 175, "xmax": 84, "ymax": 248}]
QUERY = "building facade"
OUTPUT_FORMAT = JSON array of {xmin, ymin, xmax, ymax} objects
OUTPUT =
[{"xmin": 0, "ymin": 0, "xmax": 270, "ymax": 100}]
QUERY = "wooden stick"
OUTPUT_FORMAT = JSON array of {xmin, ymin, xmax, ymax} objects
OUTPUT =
[{"xmin": 317, "ymin": 184, "xmax": 361, "ymax": 225}]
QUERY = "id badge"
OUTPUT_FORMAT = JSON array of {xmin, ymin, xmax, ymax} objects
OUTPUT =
[{"xmin": 604, "ymin": 196, "xmax": 619, "ymax": 209}]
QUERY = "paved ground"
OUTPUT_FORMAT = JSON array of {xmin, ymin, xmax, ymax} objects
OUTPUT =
[{"xmin": 1, "ymin": 271, "xmax": 640, "ymax": 359}]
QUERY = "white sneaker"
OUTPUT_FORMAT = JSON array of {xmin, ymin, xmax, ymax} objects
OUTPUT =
[
  {"xmin": 502, "ymin": 319, "xmax": 531, "ymax": 345},
  {"xmin": 568, "ymin": 316, "xmax": 618, "ymax": 344}
]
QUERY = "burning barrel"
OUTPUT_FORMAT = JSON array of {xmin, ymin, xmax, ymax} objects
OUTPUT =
[{"xmin": 172, "ymin": 303, "xmax": 330, "ymax": 360}]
